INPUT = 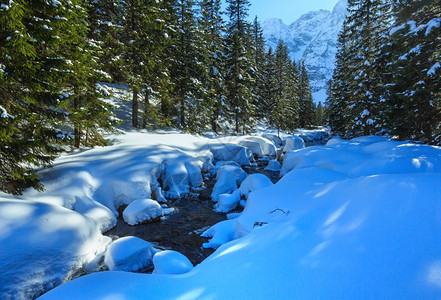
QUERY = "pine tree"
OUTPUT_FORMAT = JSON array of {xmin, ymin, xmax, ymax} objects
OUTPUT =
[
  {"xmin": 198, "ymin": 0, "xmax": 226, "ymax": 133},
  {"xmin": 327, "ymin": 20, "xmax": 351, "ymax": 136},
  {"xmin": 251, "ymin": 16, "xmax": 267, "ymax": 121},
  {"xmin": 343, "ymin": 0, "xmax": 391, "ymax": 137},
  {"xmin": 224, "ymin": 0, "xmax": 255, "ymax": 134},
  {"xmin": 170, "ymin": 0, "xmax": 207, "ymax": 131},
  {"xmin": 385, "ymin": 0, "xmax": 441, "ymax": 144},
  {"xmin": 260, "ymin": 47, "xmax": 277, "ymax": 122},
  {"xmin": 298, "ymin": 62, "xmax": 314, "ymax": 128}
]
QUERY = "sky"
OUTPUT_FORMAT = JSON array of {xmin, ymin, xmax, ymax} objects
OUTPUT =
[{"xmin": 246, "ymin": 0, "xmax": 340, "ymax": 24}]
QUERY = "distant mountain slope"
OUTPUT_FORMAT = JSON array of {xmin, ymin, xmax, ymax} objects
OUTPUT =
[{"xmin": 262, "ymin": 0, "xmax": 347, "ymax": 104}]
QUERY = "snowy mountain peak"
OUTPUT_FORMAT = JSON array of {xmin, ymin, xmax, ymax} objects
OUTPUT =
[{"xmin": 262, "ymin": 0, "xmax": 348, "ymax": 104}]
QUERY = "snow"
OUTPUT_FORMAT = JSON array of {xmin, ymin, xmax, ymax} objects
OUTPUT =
[
  {"xmin": 211, "ymin": 164, "xmax": 247, "ymax": 202},
  {"xmin": 37, "ymin": 135, "xmax": 441, "ymax": 299},
  {"xmin": 265, "ymin": 159, "xmax": 281, "ymax": 171},
  {"xmin": 239, "ymin": 173, "xmax": 273, "ymax": 199},
  {"xmin": 208, "ymin": 143, "xmax": 252, "ymax": 166},
  {"xmin": 153, "ymin": 250, "xmax": 193, "ymax": 275},
  {"xmin": 0, "ymin": 199, "xmax": 110, "ymax": 300},
  {"xmin": 262, "ymin": 0, "xmax": 348, "ymax": 100},
  {"xmin": 123, "ymin": 199, "xmax": 163, "ymax": 225},
  {"xmin": 0, "ymin": 105, "xmax": 14, "ymax": 118},
  {"xmin": 283, "ymin": 135, "xmax": 305, "ymax": 152},
  {"xmin": 104, "ymin": 236, "xmax": 158, "ymax": 272},
  {"xmin": 215, "ymin": 189, "xmax": 241, "ymax": 213},
  {"xmin": 428, "ymin": 62, "xmax": 440, "ymax": 76}
]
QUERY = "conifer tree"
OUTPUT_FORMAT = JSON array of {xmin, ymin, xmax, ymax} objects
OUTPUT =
[
  {"xmin": 327, "ymin": 20, "xmax": 351, "ymax": 136},
  {"xmin": 343, "ymin": 0, "xmax": 390, "ymax": 137},
  {"xmin": 171, "ymin": 0, "xmax": 207, "ymax": 131},
  {"xmin": 385, "ymin": 0, "xmax": 441, "ymax": 143},
  {"xmin": 199, "ymin": 0, "xmax": 226, "ymax": 133},
  {"xmin": 224, "ymin": 0, "xmax": 255, "ymax": 134},
  {"xmin": 251, "ymin": 16, "xmax": 267, "ymax": 121},
  {"xmin": 298, "ymin": 62, "xmax": 314, "ymax": 128}
]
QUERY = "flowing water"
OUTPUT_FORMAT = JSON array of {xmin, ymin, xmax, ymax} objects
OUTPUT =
[{"xmin": 104, "ymin": 159, "xmax": 280, "ymax": 267}]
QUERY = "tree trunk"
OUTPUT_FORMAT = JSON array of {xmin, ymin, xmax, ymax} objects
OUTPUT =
[
  {"xmin": 132, "ymin": 88, "xmax": 139, "ymax": 128},
  {"xmin": 142, "ymin": 90, "xmax": 149, "ymax": 128},
  {"xmin": 235, "ymin": 109, "xmax": 239, "ymax": 133},
  {"xmin": 74, "ymin": 95, "xmax": 81, "ymax": 148},
  {"xmin": 180, "ymin": 97, "xmax": 185, "ymax": 128}
]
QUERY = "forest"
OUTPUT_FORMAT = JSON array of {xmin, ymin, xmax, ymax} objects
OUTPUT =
[{"xmin": 0, "ymin": 0, "xmax": 320, "ymax": 195}]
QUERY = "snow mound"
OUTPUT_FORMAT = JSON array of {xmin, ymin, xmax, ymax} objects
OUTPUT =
[
  {"xmin": 39, "ymin": 136, "xmax": 441, "ymax": 300},
  {"xmin": 261, "ymin": 133, "xmax": 283, "ymax": 147},
  {"xmin": 215, "ymin": 189, "xmax": 241, "ymax": 213},
  {"xmin": 283, "ymin": 136, "xmax": 305, "ymax": 152},
  {"xmin": 153, "ymin": 250, "xmax": 193, "ymax": 275},
  {"xmin": 239, "ymin": 173, "xmax": 273, "ymax": 199},
  {"xmin": 265, "ymin": 159, "xmax": 281, "ymax": 171},
  {"xmin": 208, "ymin": 144, "xmax": 253, "ymax": 166},
  {"xmin": 238, "ymin": 136, "xmax": 277, "ymax": 158},
  {"xmin": 0, "ymin": 199, "xmax": 110, "ymax": 300},
  {"xmin": 123, "ymin": 199, "xmax": 163, "ymax": 225},
  {"xmin": 161, "ymin": 156, "xmax": 205, "ymax": 199},
  {"xmin": 201, "ymin": 219, "xmax": 237, "ymax": 249},
  {"xmin": 211, "ymin": 165, "xmax": 247, "ymax": 202},
  {"xmin": 281, "ymin": 140, "xmax": 441, "ymax": 177},
  {"xmin": 104, "ymin": 236, "xmax": 158, "ymax": 272}
]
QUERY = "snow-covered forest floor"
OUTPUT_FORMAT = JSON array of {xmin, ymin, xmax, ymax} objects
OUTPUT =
[{"xmin": 1, "ymin": 87, "xmax": 441, "ymax": 299}]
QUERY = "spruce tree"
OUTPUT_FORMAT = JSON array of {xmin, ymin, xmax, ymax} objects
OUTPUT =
[
  {"xmin": 385, "ymin": 0, "xmax": 441, "ymax": 143},
  {"xmin": 251, "ymin": 16, "xmax": 267, "ymax": 121},
  {"xmin": 171, "ymin": 0, "xmax": 207, "ymax": 131},
  {"xmin": 224, "ymin": 0, "xmax": 255, "ymax": 134},
  {"xmin": 298, "ymin": 62, "xmax": 314, "ymax": 128},
  {"xmin": 327, "ymin": 20, "xmax": 351, "ymax": 136},
  {"xmin": 198, "ymin": 0, "xmax": 226, "ymax": 133}
]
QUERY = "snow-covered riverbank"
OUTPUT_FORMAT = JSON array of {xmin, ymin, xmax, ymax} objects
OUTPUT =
[{"xmin": 3, "ymin": 130, "xmax": 441, "ymax": 299}]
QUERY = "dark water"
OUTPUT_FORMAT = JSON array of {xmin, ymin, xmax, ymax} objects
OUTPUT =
[
  {"xmin": 104, "ymin": 173, "xmax": 226, "ymax": 266},
  {"xmin": 104, "ymin": 160, "xmax": 281, "ymax": 267}
]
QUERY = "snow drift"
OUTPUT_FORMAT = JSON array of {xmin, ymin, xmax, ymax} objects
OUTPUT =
[{"xmin": 40, "ymin": 136, "xmax": 441, "ymax": 299}]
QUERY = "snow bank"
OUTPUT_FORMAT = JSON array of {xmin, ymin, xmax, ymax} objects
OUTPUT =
[
  {"xmin": 39, "ymin": 137, "xmax": 441, "ymax": 300},
  {"xmin": 153, "ymin": 250, "xmax": 193, "ymax": 275},
  {"xmin": 104, "ymin": 236, "xmax": 158, "ymax": 272},
  {"xmin": 237, "ymin": 136, "xmax": 277, "ymax": 158},
  {"xmin": 265, "ymin": 159, "xmax": 281, "ymax": 171},
  {"xmin": 208, "ymin": 144, "xmax": 253, "ymax": 166},
  {"xmin": 283, "ymin": 136, "xmax": 305, "ymax": 152},
  {"xmin": 122, "ymin": 199, "xmax": 163, "ymax": 225},
  {"xmin": 239, "ymin": 173, "xmax": 273, "ymax": 198},
  {"xmin": 215, "ymin": 189, "xmax": 241, "ymax": 213},
  {"xmin": 0, "ymin": 199, "xmax": 110, "ymax": 300},
  {"xmin": 211, "ymin": 165, "xmax": 247, "ymax": 202}
]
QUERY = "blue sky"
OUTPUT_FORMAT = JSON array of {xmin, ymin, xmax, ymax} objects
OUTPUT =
[{"xmin": 246, "ymin": 0, "xmax": 339, "ymax": 24}]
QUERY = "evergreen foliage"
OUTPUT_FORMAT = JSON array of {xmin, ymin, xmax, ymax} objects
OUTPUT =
[{"xmin": 0, "ymin": 0, "xmax": 317, "ymax": 193}]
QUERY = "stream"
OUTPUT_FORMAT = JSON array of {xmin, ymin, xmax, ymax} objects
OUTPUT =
[{"xmin": 104, "ymin": 158, "xmax": 280, "ymax": 267}]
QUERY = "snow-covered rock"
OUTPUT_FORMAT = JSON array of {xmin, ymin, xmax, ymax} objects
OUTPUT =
[
  {"xmin": 201, "ymin": 219, "xmax": 237, "ymax": 249},
  {"xmin": 265, "ymin": 160, "xmax": 281, "ymax": 171},
  {"xmin": 161, "ymin": 156, "xmax": 204, "ymax": 199},
  {"xmin": 262, "ymin": 0, "xmax": 348, "ymax": 103},
  {"xmin": 0, "ymin": 199, "xmax": 110, "ymax": 300},
  {"xmin": 153, "ymin": 250, "xmax": 193, "ymax": 275},
  {"xmin": 123, "ymin": 199, "xmax": 163, "ymax": 225},
  {"xmin": 211, "ymin": 165, "xmax": 247, "ymax": 202},
  {"xmin": 104, "ymin": 236, "xmax": 158, "ymax": 272},
  {"xmin": 261, "ymin": 133, "xmax": 283, "ymax": 147},
  {"xmin": 237, "ymin": 136, "xmax": 277, "ymax": 158},
  {"xmin": 215, "ymin": 189, "xmax": 241, "ymax": 213},
  {"xmin": 283, "ymin": 136, "xmax": 305, "ymax": 152},
  {"xmin": 239, "ymin": 174, "xmax": 273, "ymax": 199},
  {"xmin": 208, "ymin": 144, "xmax": 253, "ymax": 166}
]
